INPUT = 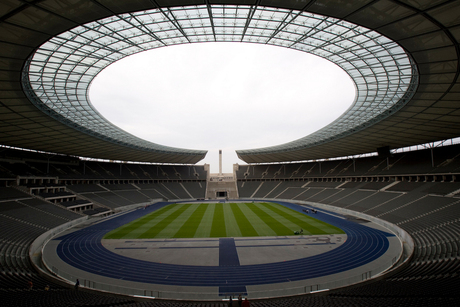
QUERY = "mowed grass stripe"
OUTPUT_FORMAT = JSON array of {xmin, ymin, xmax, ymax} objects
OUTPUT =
[
  {"xmin": 129, "ymin": 204, "xmax": 186, "ymax": 238},
  {"xmin": 104, "ymin": 204, "xmax": 181, "ymax": 239},
  {"xmin": 173, "ymin": 204, "xmax": 208, "ymax": 238},
  {"xmin": 194, "ymin": 204, "xmax": 215, "ymax": 238},
  {"xmin": 231, "ymin": 204, "xmax": 258, "ymax": 237},
  {"xmin": 137, "ymin": 204, "xmax": 190, "ymax": 239},
  {"xmin": 210, "ymin": 203, "xmax": 226, "ymax": 237},
  {"xmin": 237, "ymin": 203, "xmax": 277, "ymax": 236},
  {"xmin": 105, "ymin": 202, "xmax": 345, "ymax": 239},
  {"xmin": 260, "ymin": 202, "xmax": 328, "ymax": 235},
  {"xmin": 247, "ymin": 203, "xmax": 293, "ymax": 236},
  {"xmin": 154, "ymin": 204, "xmax": 201, "ymax": 238},
  {"xmin": 254, "ymin": 203, "xmax": 305, "ymax": 234},
  {"xmin": 263, "ymin": 202, "xmax": 345, "ymax": 234},
  {"xmin": 223, "ymin": 203, "xmax": 241, "ymax": 237}
]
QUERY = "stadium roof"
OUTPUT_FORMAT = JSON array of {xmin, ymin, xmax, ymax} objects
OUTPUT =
[{"xmin": 0, "ymin": 0, "xmax": 459, "ymax": 164}]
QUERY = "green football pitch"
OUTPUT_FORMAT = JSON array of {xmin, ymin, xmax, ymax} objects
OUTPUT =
[{"xmin": 104, "ymin": 202, "xmax": 344, "ymax": 239}]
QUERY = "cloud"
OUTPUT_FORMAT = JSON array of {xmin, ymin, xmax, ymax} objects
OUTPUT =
[{"xmin": 89, "ymin": 42, "xmax": 355, "ymax": 173}]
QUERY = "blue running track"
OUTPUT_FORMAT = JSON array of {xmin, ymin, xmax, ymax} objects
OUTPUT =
[{"xmin": 54, "ymin": 201, "xmax": 394, "ymax": 294}]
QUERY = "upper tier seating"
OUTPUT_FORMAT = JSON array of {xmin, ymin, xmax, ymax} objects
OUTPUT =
[
  {"xmin": 0, "ymin": 147, "xmax": 208, "ymax": 181},
  {"xmin": 235, "ymin": 143, "xmax": 460, "ymax": 180}
]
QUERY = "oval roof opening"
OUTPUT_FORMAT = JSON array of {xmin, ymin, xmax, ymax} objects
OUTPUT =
[{"xmin": 89, "ymin": 42, "xmax": 355, "ymax": 171}]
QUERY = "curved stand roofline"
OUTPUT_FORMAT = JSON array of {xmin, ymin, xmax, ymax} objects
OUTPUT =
[{"xmin": 1, "ymin": 1, "xmax": 459, "ymax": 164}]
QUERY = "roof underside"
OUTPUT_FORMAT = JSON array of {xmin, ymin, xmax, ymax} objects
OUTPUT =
[{"xmin": 0, "ymin": 0, "xmax": 459, "ymax": 164}]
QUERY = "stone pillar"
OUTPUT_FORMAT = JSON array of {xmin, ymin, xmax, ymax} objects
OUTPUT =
[{"xmin": 219, "ymin": 149, "xmax": 222, "ymax": 176}]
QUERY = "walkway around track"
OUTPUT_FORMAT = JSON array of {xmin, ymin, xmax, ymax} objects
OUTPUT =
[{"xmin": 44, "ymin": 201, "xmax": 402, "ymax": 299}]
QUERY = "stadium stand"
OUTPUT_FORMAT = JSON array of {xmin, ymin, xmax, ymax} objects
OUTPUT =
[
  {"xmin": 0, "ymin": 143, "xmax": 458, "ymax": 306},
  {"xmin": 232, "ymin": 147, "xmax": 460, "ymax": 306},
  {"xmin": 0, "ymin": 151, "xmax": 212, "ymax": 306}
]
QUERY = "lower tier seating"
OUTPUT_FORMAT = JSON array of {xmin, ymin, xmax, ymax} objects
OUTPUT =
[{"xmin": 0, "ymin": 178, "xmax": 459, "ymax": 306}]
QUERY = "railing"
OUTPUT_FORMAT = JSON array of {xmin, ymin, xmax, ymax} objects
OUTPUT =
[
  {"xmin": 274, "ymin": 198, "xmax": 414, "ymax": 261},
  {"xmin": 34, "ymin": 199, "xmax": 407, "ymax": 300},
  {"xmin": 44, "ymin": 253, "xmax": 398, "ymax": 300},
  {"xmin": 29, "ymin": 216, "xmax": 88, "ymax": 270}
]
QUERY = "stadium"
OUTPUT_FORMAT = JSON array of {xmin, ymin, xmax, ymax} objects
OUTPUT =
[{"xmin": 1, "ymin": 0, "xmax": 459, "ymax": 306}]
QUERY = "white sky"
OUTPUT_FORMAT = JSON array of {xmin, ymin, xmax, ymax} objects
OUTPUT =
[{"xmin": 89, "ymin": 42, "xmax": 355, "ymax": 173}]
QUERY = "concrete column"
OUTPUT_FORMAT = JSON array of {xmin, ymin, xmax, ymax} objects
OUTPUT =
[{"xmin": 219, "ymin": 149, "xmax": 222, "ymax": 176}]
